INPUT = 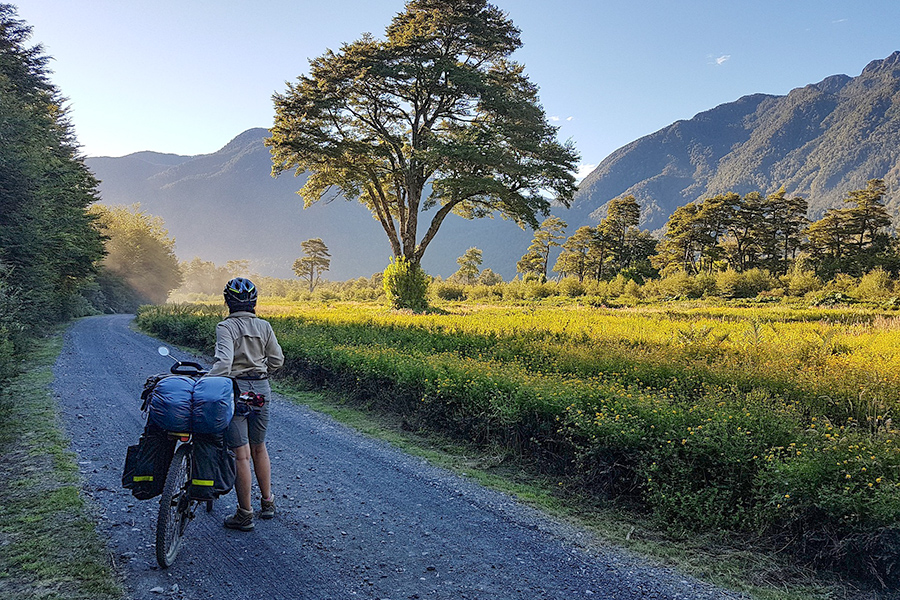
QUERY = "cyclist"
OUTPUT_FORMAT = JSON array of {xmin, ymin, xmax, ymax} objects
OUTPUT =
[{"xmin": 207, "ymin": 277, "xmax": 284, "ymax": 531}]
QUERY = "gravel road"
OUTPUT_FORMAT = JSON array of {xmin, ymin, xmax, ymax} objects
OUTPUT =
[{"xmin": 52, "ymin": 314, "xmax": 745, "ymax": 600}]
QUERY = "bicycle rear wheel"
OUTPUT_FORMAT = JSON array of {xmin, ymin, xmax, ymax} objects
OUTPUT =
[{"xmin": 156, "ymin": 444, "xmax": 190, "ymax": 568}]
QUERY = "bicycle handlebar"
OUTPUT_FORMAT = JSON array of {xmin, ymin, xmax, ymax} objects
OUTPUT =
[{"xmin": 169, "ymin": 361, "xmax": 207, "ymax": 376}]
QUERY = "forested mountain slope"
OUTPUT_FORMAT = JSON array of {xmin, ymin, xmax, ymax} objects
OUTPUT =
[{"xmin": 573, "ymin": 52, "xmax": 900, "ymax": 230}]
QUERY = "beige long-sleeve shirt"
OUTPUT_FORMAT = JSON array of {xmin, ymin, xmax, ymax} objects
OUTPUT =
[{"xmin": 207, "ymin": 311, "xmax": 284, "ymax": 378}]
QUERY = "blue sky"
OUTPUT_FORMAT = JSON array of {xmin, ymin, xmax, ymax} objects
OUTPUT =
[{"xmin": 12, "ymin": 1, "xmax": 900, "ymax": 180}]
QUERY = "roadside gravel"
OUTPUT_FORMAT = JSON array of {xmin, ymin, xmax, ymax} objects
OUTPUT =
[{"xmin": 53, "ymin": 314, "xmax": 746, "ymax": 600}]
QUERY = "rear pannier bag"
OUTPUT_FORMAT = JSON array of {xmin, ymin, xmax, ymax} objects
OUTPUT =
[
  {"xmin": 148, "ymin": 375, "xmax": 235, "ymax": 434},
  {"xmin": 122, "ymin": 423, "xmax": 176, "ymax": 500},
  {"xmin": 189, "ymin": 433, "xmax": 236, "ymax": 501}
]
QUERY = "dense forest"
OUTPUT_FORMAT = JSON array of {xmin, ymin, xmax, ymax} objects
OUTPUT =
[
  {"xmin": 0, "ymin": 6, "xmax": 180, "ymax": 383},
  {"xmin": 0, "ymin": 5, "xmax": 104, "ymax": 380}
]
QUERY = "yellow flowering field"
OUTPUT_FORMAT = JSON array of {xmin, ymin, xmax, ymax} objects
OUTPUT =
[{"xmin": 137, "ymin": 300, "xmax": 900, "ymax": 579}]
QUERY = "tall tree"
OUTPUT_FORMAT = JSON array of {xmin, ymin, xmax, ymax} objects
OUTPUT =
[
  {"xmin": 843, "ymin": 179, "xmax": 891, "ymax": 252},
  {"xmin": 653, "ymin": 203, "xmax": 706, "ymax": 275},
  {"xmin": 453, "ymin": 247, "xmax": 483, "ymax": 284},
  {"xmin": 268, "ymin": 0, "xmax": 578, "ymax": 307},
  {"xmin": 517, "ymin": 216, "xmax": 566, "ymax": 280},
  {"xmin": 90, "ymin": 205, "xmax": 182, "ymax": 305},
  {"xmin": 554, "ymin": 226, "xmax": 594, "ymax": 281},
  {"xmin": 723, "ymin": 191, "xmax": 764, "ymax": 272},
  {"xmin": 0, "ymin": 5, "xmax": 104, "ymax": 325},
  {"xmin": 293, "ymin": 238, "xmax": 331, "ymax": 292},
  {"xmin": 695, "ymin": 193, "xmax": 738, "ymax": 273},
  {"xmin": 598, "ymin": 196, "xmax": 641, "ymax": 251},
  {"xmin": 763, "ymin": 188, "xmax": 808, "ymax": 274}
]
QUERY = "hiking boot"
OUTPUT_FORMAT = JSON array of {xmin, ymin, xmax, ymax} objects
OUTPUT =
[
  {"xmin": 224, "ymin": 507, "xmax": 254, "ymax": 531},
  {"xmin": 260, "ymin": 495, "xmax": 276, "ymax": 520}
]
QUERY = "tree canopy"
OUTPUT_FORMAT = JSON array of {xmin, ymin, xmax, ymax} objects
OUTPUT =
[
  {"xmin": 89, "ymin": 204, "xmax": 182, "ymax": 305},
  {"xmin": 293, "ymin": 238, "xmax": 331, "ymax": 292},
  {"xmin": 268, "ymin": 0, "xmax": 579, "ymax": 271},
  {"xmin": 0, "ymin": 4, "xmax": 104, "ymax": 326}
]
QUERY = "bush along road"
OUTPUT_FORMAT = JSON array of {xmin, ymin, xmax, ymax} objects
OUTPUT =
[{"xmin": 52, "ymin": 314, "xmax": 743, "ymax": 600}]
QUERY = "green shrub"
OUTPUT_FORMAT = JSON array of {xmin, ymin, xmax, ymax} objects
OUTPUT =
[
  {"xmin": 467, "ymin": 284, "xmax": 503, "ymax": 301},
  {"xmin": 716, "ymin": 268, "xmax": 775, "ymax": 299},
  {"xmin": 855, "ymin": 268, "xmax": 894, "ymax": 301},
  {"xmin": 656, "ymin": 271, "xmax": 698, "ymax": 298},
  {"xmin": 477, "ymin": 268, "xmax": 503, "ymax": 286},
  {"xmin": 383, "ymin": 256, "xmax": 429, "ymax": 311},
  {"xmin": 694, "ymin": 273, "xmax": 718, "ymax": 297},
  {"xmin": 432, "ymin": 280, "xmax": 466, "ymax": 301},
  {"xmin": 558, "ymin": 276, "xmax": 585, "ymax": 297},
  {"xmin": 622, "ymin": 279, "xmax": 642, "ymax": 299},
  {"xmin": 523, "ymin": 280, "xmax": 557, "ymax": 299},
  {"xmin": 782, "ymin": 269, "xmax": 823, "ymax": 297}
]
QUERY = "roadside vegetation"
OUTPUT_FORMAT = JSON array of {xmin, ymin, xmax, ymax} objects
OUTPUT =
[
  {"xmin": 138, "ymin": 288, "xmax": 900, "ymax": 596},
  {"xmin": 0, "ymin": 335, "xmax": 120, "ymax": 599}
]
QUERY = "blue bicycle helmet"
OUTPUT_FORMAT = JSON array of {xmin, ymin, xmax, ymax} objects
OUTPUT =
[{"xmin": 224, "ymin": 277, "xmax": 257, "ymax": 311}]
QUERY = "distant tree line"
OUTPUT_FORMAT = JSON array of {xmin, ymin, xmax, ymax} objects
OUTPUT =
[
  {"xmin": 513, "ymin": 179, "xmax": 897, "ymax": 288},
  {"xmin": 654, "ymin": 179, "xmax": 896, "ymax": 280}
]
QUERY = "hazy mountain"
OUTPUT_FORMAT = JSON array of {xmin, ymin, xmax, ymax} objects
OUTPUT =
[
  {"xmin": 87, "ymin": 128, "xmax": 533, "ymax": 280},
  {"xmin": 573, "ymin": 51, "xmax": 900, "ymax": 230},
  {"xmin": 87, "ymin": 52, "xmax": 900, "ymax": 280}
]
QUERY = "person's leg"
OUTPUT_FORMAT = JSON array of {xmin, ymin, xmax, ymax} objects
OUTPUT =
[
  {"xmin": 233, "ymin": 443, "xmax": 253, "ymax": 511},
  {"xmin": 250, "ymin": 442, "xmax": 271, "ymax": 500}
]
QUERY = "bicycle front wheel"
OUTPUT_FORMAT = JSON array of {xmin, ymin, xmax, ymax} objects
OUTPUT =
[{"xmin": 156, "ymin": 444, "xmax": 190, "ymax": 568}]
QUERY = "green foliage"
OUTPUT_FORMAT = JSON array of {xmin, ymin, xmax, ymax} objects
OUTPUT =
[
  {"xmin": 432, "ymin": 280, "xmax": 466, "ymax": 302},
  {"xmin": 477, "ymin": 268, "xmax": 503, "ymax": 286},
  {"xmin": 453, "ymin": 247, "xmax": 482, "ymax": 285},
  {"xmin": 716, "ymin": 268, "xmax": 776, "ymax": 299},
  {"xmin": 854, "ymin": 267, "xmax": 894, "ymax": 301},
  {"xmin": 0, "ymin": 6, "xmax": 104, "ymax": 328},
  {"xmin": 383, "ymin": 256, "xmax": 429, "ymax": 311},
  {"xmin": 293, "ymin": 238, "xmax": 331, "ymax": 293},
  {"xmin": 781, "ymin": 269, "xmax": 823, "ymax": 297},
  {"xmin": 517, "ymin": 216, "xmax": 567, "ymax": 279},
  {"xmin": 558, "ymin": 276, "xmax": 586, "ymax": 297},
  {"xmin": 89, "ymin": 204, "xmax": 182, "ymax": 305}
]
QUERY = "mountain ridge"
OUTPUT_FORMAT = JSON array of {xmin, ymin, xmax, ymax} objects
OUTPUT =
[{"xmin": 573, "ymin": 51, "xmax": 900, "ymax": 230}]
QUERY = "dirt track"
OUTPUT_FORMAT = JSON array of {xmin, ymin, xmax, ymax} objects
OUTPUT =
[{"xmin": 52, "ymin": 314, "xmax": 743, "ymax": 600}]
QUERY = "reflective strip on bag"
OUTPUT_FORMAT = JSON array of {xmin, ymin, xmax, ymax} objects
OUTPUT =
[
  {"xmin": 133, "ymin": 476, "xmax": 154, "ymax": 482},
  {"xmin": 191, "ymin": 479, "xmax": 215, "ymax": 486}
]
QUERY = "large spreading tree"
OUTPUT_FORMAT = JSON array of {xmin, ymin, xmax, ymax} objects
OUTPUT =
[{"xmin": 268, "ymin": 0, "xmax": 579, "ymax": 306}]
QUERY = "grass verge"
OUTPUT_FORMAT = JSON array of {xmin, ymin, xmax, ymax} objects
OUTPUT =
[
  {"xmin": 0, "ymin": 332, "xmax": 121, "ymax": 600},
  {"xmin": 274, "ymin": 380, "xmax": 863, "ymax": 600}
]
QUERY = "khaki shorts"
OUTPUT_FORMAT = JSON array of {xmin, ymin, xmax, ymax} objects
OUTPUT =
[{"xmin": 225, "ymin": 379, "xmax": 271, "ymax": 448}]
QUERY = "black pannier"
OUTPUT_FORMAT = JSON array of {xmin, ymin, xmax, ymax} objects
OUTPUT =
[
  {"xmin": 189, "ymin": 433, "xmax": 236, "ymax": 501},
  {"xmin": 122, "ymin": 422, "xmax": 176, "ymax": 500}
]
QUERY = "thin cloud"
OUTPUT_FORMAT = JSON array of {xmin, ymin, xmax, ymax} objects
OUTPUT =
[
  {"xmin": 549, "ymin": 116, "xmax": 561, "ymax": 122},
  {"xmin": 833, "ymin": 18, "xmax": 848, "ymax": 24},
  {"xmin": 566, "ymin": 116, "xmax": 574, "ymax": 121},
  {"xmin": 575, "ymin": 163, "xmax": 596, "ymax": 183},
  {"xmin": 715, "ymin": 54, "xmax": 731, "ymax": 65}
]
